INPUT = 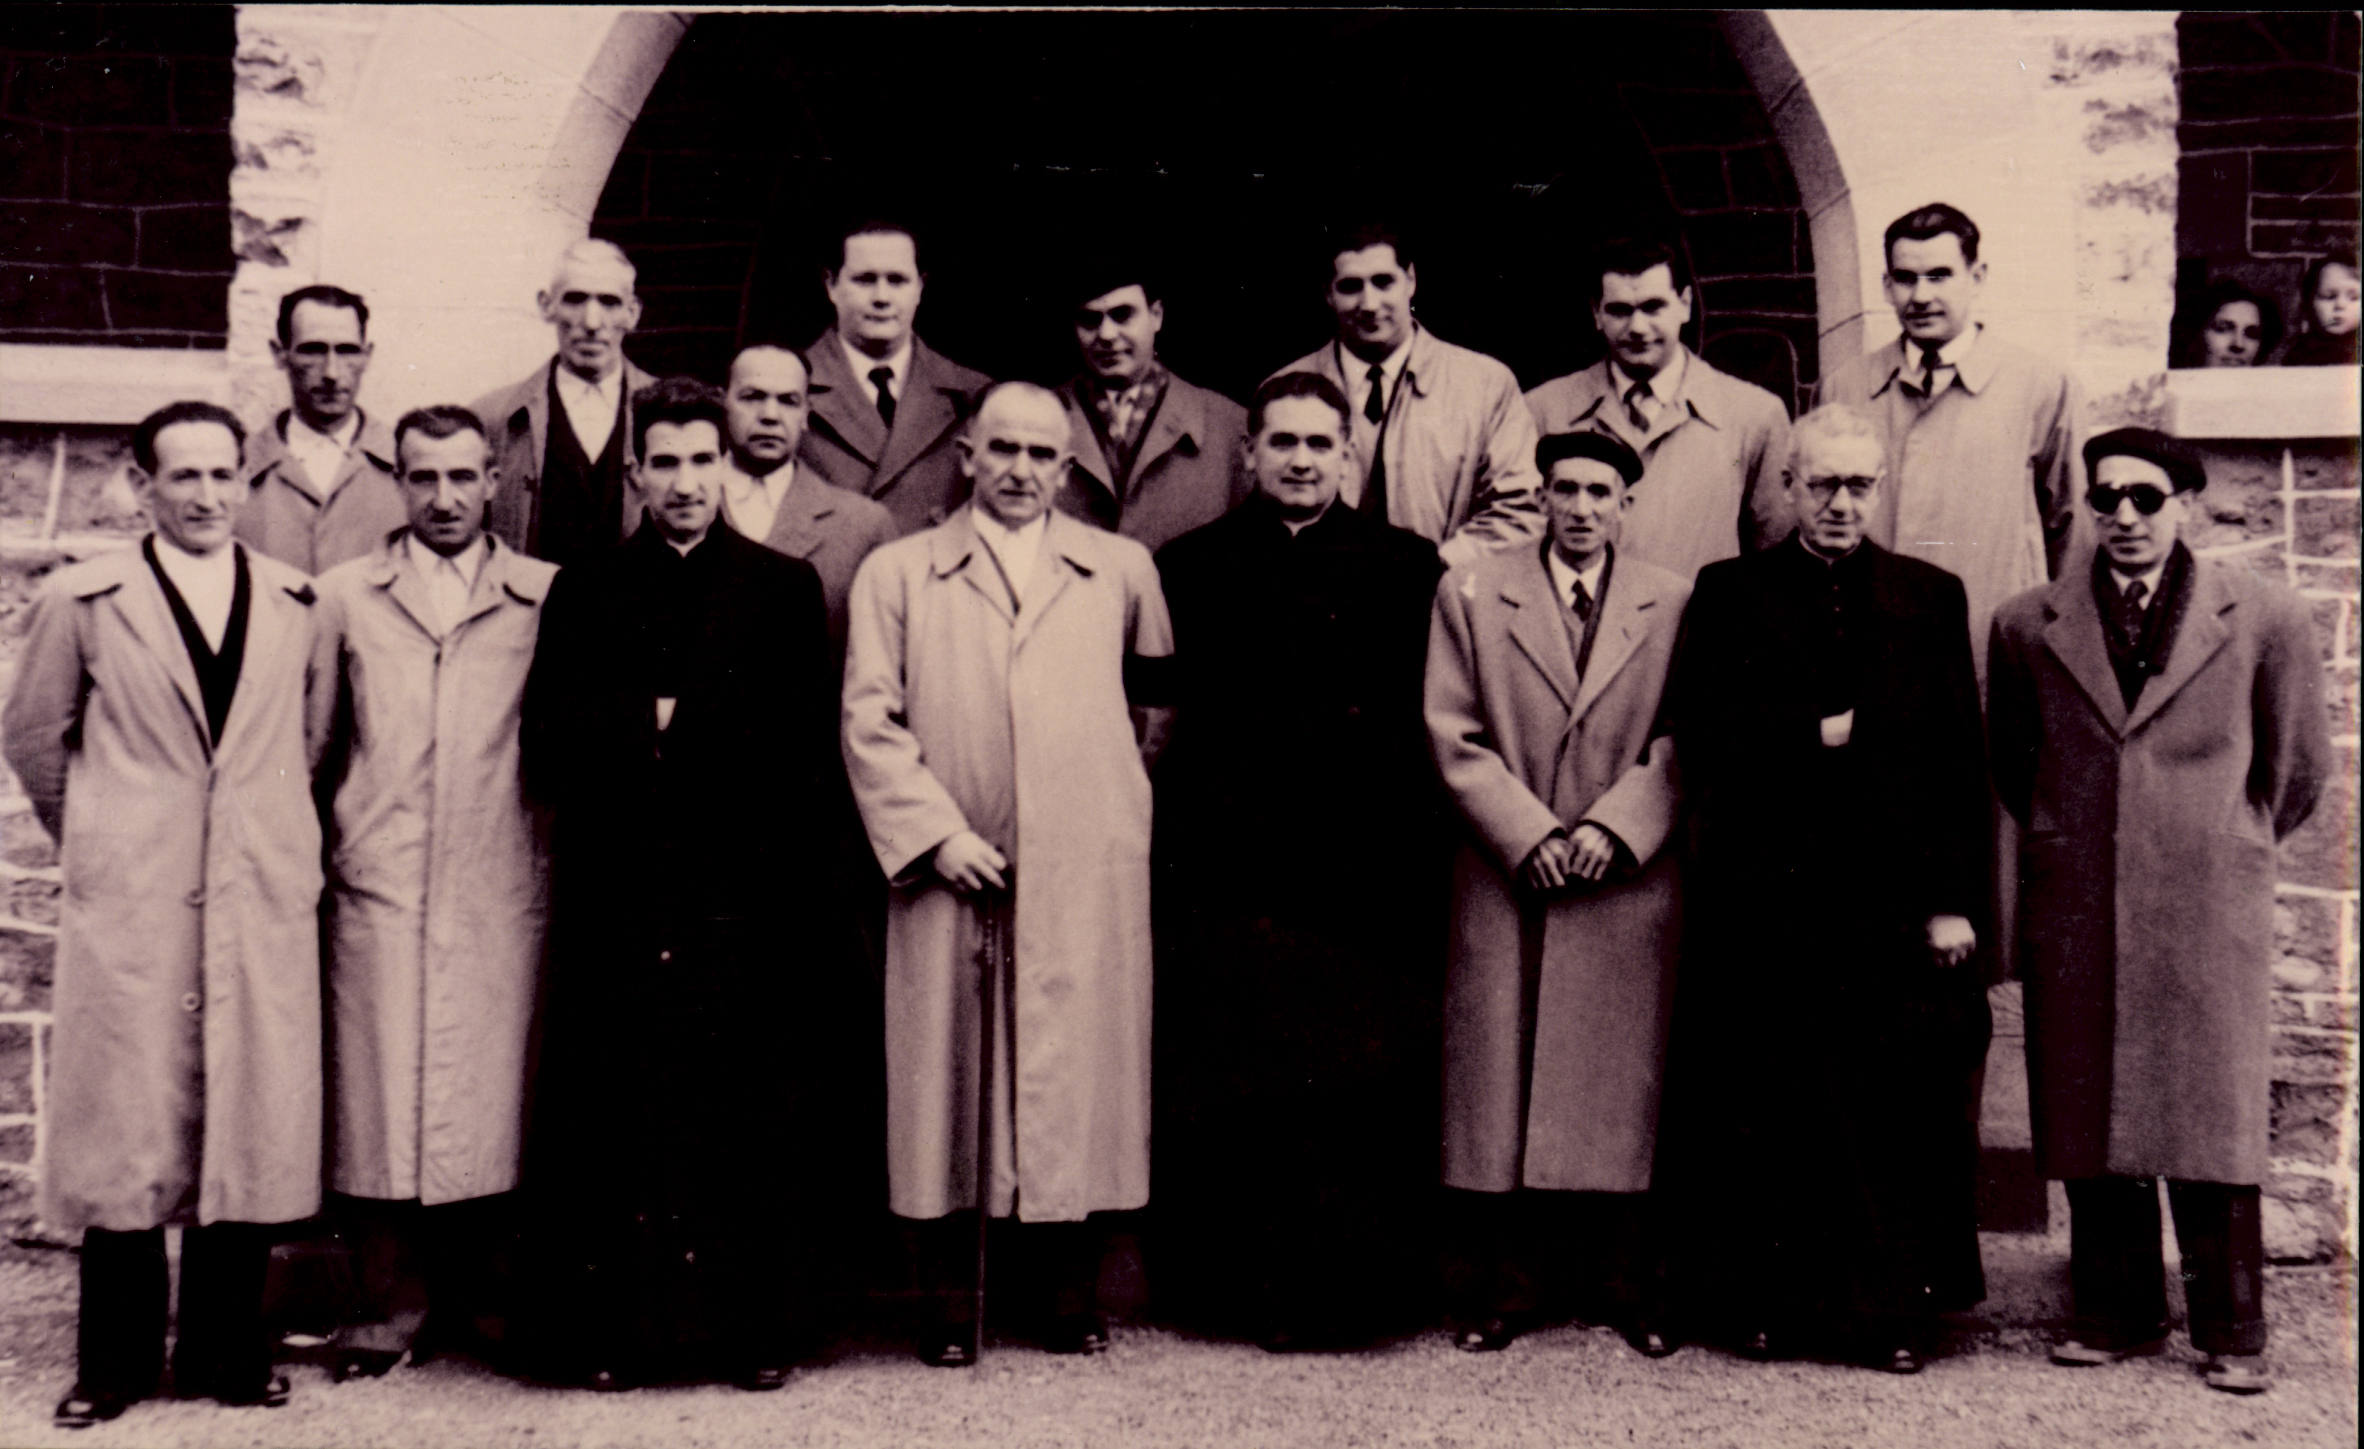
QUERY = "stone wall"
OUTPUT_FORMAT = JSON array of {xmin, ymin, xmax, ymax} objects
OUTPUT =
[{"xmin": 0, "ymin": 5, "xmax": 235, "ymax": 348}]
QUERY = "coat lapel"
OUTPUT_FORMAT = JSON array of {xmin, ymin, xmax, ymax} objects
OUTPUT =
[
  {"xmin": 874, "ymin": 339, "xmax": 964, "ymax": 488},
  {"xmin": 2040, "ymin": 571, "xmax": 2130, "ymax": 736},
  {"xmin": 762, "ymin": 468, "xmax": 831, "ymax": 559},
  {"xmin": 1569, "ymin": 562, "xmax": 1659, "ymax": 724},
  {"xmin": 1502, "ymin": 549, "xmax": 1578, "ymax": 709},
  {"xmin": 1125, "ymin": 383, "xmax": 1199, "ymax": 505},
  {"xmin": 930, "ymin": 509, "xmax": 1014, "ymax": 626},
  {"xmin": 2124, "ymin": 562, "xmax": 2236, "ymax": 736},
  {"xmin": 1060, "ymin": 381, "xmax": 1118, "ymax": 497},
  {"xmin": 108, "ymin": 547, "xmax": 210, "ymax": 748},
  {"xmin": 217, "ymin": 549, "xmax": 294, "ymax": 752},
  {"xmin": 372, "ymin": 543, "xmax": 442, "ymax": 639},
  {"xmin": 1012, "ymin": 515, "xmax": 1086, "ymax": 651},
  {"xmin": 806, "ymin": 329, "xmax": 889, "ymax": 469}
]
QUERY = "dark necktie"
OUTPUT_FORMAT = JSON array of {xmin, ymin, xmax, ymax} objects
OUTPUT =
[
  {"xmin": 1569, "ymin": 577, "xmax": 1593, "ymax": 622},
  {"xmin": 870, "ymin": 366, "xmax": 897, "ymax": 430},
  {"xmin": 1919, "ymin": 344, "xmax": 1946, "ymax": 390},
  {"xmin": 1624, "ymin": 380, "xmax": 1655, "ymax": 434},
  {"xmin": 1360, "ymin": 362, "xmax": 1389, "ymax": 519},
  {"xmin": 2117, "ymin": 577, "xmax": 2149, "ymax": 647}
]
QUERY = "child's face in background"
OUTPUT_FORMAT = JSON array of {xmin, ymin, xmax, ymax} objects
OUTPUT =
[{"xmin": 2311, "ymin": 263, "xmax": 2360, "ymax": 337}]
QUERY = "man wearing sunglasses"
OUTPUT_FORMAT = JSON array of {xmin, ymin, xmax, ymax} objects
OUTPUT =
[
  {"xmin": 1657, "ymin": 404, "xmax": 1992, "ymax": 1374},
  {"xmin": 1988, "ymin": 428, "xmax": 2332, "ymax": 1396}
]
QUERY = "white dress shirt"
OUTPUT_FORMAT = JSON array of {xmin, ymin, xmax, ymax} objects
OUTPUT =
[
  {"xmin": 970, "ymin": 505, "xmax": 1049, "ymax": 610},
  {"xmin": 2109, "ymin": 557, "xmax": 2168, "ymax": 601},
  {"xmin": 152, "ymin": 534, "xmax": 238, "ymax": 652},
  {"xmin": 722, "ymin": 456, "xmax": 796, "ymax": 544},
  {"xmin": 1613, "ymin": 346, "xmax": 1687, "ymax": 430},
  {"xmin": 404, "ymin": 532, "xmax": 487, "ymax": 637},
  {"xmin": 1336, "ymin": 333, "xmax": 1413, "ymax": 509},
  {"xmin": 1545, "ymin": 547, "xmax": 1609, "ymax": 622},
  {"xmin": 842, "ymin": 336, "xmax": 913, "ymax": 406},
  {"xmin": 555, "ymin": 365, "xmax": 623, "ymax": 458},
  {"xmin": 285, "ymin": 410, "xmax": 361, "ymax": 498},
  {"xmin": 1904, "ymin": 324, "xmax": 1979, "ymax": 396}
]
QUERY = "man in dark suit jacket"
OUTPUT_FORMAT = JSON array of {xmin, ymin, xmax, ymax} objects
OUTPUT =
[
  {"xmin": 515, "ymin": 379, "xmax": 863, "ymax": 1393},
  {"xmin": 1053, "ymin": 259, "xmax": 1251, "ymax": 552},
  {"xmin": 1658, "ymin": 404, "xmax": 1991, "ymax": 1374},
  {"xmin": 471, "ymin": 239, "xmax": 657, "ymax": 567},
  {"xmin": 1151, "ymin": 371, "xmax": 1445, "ymax": 1351},
  {"xmin": 719, "ymin": 342, "xmax": 898, "ymax": 654},
  {"xmin": 797, "ymin": 221, "xmax": 992, "ymax": 535}
]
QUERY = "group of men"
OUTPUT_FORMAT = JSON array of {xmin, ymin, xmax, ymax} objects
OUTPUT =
[{"xmin": 4, "ymin": 200, "xmax": 2331, "ymax": 1429}]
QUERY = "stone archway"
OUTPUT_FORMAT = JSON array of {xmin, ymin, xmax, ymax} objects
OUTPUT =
[{"xmin": 227, "ymin": 5, "xmax": 689, "ymax": 425}]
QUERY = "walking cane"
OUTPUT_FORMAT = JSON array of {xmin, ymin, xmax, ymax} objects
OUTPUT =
[{"xmin": 971, "ymin": 868, "xmax": 1013, "ymax": 1365}]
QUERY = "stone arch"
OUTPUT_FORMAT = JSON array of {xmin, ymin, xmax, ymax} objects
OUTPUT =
[{"xmin": 228, "ymin": 6, "xmax": 689, "ymax": 423}]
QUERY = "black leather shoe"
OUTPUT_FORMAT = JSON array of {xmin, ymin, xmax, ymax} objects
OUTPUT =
[
  {"xmin": 1044, "ymin": 1313, "xmax": 1109, "ymax": 1356},
  {"xmin": 736, "ymin": 1364, "xmax": 793, "ymax": 1392},
  {"xmin": 1624, "ymin": 1324, "xmax": 1679, "ymax": 1359},
  {"xmin": 215, "ymin": 1373, "xmax": 291, "ymax": 1409},
  {"xmin": 1453, "ymin": 1317, "xmax": 1524, "ymax": 1353},
  {"xmin": 1879, "ymin": 1346, "xmax": 1924, "ymax": 1375},
  {"xmin": 919, "ymin": 1331, "xmax": 977, "ymax": 1368},
  {"xmin": 332, "ymin": 1348, "xmax": 402, "ymax": 1383},
  {"xmin": 54, "ymin": 1386, "xmax": 134, "ymax": 1429}
]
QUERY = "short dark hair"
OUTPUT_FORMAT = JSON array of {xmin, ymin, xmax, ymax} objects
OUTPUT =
[
  {"xmin": 631, "ymin": 377, "xmax": 728, "ymax": 459},
  {"xmin": 132, "ymin": 400, "xmax": 245, "ymax": 474},
  {"xmin": 1326, "ymin": 220, "xmax": 1416, "ymax": 276},
  {"xmin": 1885, "ymin": 203, "xmax": 1981, "ymax": 267},
  {"xmin": 276, "ymin": 284, "xmax": 369, "ymax": 346},
  {"xmin": 2084, "ymin": 427, "xmax": 2206, "ymax": 496},
  {"xmin": 1537, "ymin": 430, "xmax": 1644, "ymax": 487},
  {"xmin": 831, "ymin": 218, "xmax": 922, "ymax": 277},
  {"xmin": 393, "ymin": 405, "xmax": 489, "ymax": 462},
  {"xmin": 1248, "ymin": 371, "xmax": 1352, "ymax": 436},
  {"xmin": 2173, "ymin": 277, "xmax": 2284, "ymax": 366},
  {"xmin": 1068, "ymin": 252, "xmax": 1164, "ymax": 310},
  {"xmin": 1588, "ymin": 237, "xmax": 1692, "ymax": 301}
]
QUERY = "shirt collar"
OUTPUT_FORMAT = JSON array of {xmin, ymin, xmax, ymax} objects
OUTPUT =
[
  {"xmin": 1545, "ymin": 544, "xmax": 1609, "ymax": 605},
  {"xmin": 404, "ymin": 531, "xmax": 487, "ymax": 587},
  {"xmin": 969, "ymin": 503, "xmax": 1049, "ymax": 552},
  {"xmin": 2108, "ymin": 557, "xmax": 2168, "ymax": 598},
  {"xmin": 724, "ymin": 453, "xmax": 796, "ymax": 501},
  {"xmin": 1614, "ymin": 346, "xmax": 1687, "ymax": 407},
  {"xmin": 554, "ymin": 364, "xmax": 622, "ymax": 408},
  {"xmin": 1338, "ymin": 330, "xmax": 1414, "ymax": 393},
  {"xmin": 842, "ymin": 335, "xmax": 913, "ymax": 394},
  {"xmin": 1903, "ymin": 324, "xmax": 1979, "ymax": 388},
  {"xmin": 152, "ymin": 531, "xmax": 236, "ymax": 578},
  {"xmin": 287, "ymin": 409, "xmax": 361, "ymax": 455}
]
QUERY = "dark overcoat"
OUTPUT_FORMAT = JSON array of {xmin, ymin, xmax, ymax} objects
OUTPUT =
[
  {"xmin": 1054, "ymin": 372, "xmax": 1252, "ymax": 553},
  {"xmin": 1988, "ymin": 550, "xmax": 2331, "ymax": 1185},
  {"xmin": 1426, "ymin": 545, "xmax": 1690, "ymax": 1195},
  {"xmin": 798, "ymin": 327, "xmax": 992, "ymax": 537}
]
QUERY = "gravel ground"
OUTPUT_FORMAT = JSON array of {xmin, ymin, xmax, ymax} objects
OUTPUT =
[{"xmin": 0, "ymin": 1234, "xmax": 2352, "ymax": 1449}]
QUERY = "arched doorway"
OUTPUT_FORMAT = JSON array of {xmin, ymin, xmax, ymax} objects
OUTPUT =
[{"xmin": 593, "ymin": 10, "xmax": 1822, "ymax": 412}]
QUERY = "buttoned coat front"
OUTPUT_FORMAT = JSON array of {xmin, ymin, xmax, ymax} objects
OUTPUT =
[
  {"xmin": 1054, "ymin": 372, "xmax": 1252, "ymax": 553},
  {"xmin": 2, "ymin": 543, "xmax": 325, "ymax": 1231},
  {"xmin": 1817, "ymin": 331, "xmax": 2086, "ymax": 671},
  {"xmin": 842, "ymin": 509, "xmax": 1173, "ymax": 1223},
  {"xmin": 722, "ymin": 463, "xmax": 899, "ymax": 654},
  {"xmin": 472, "ymin": 356, "xmax": 658, "ymax": 560},
  {"xmin": 312, "ymin": 535, "xmax": 558, "ymax": 1206},
  {"xmin": 235, "ymin": 408, "xmax": 408, "ymax": 576},
  {"xmin": 1523, "ymin": 349, "xmax": 1793, "ymax": 579},
  {"xmin": 1988, "ymin": 553, "xmax": 2332, "ymax": 1185},
  {"xmin": 1427, "ymin": 546, "xmax": 1690, "ymax": 1194},
  {"xmin": 800, "ymin": 328, "xmax": 993, "ymax": 537},
  {"xmin": 1268, "ymin": 327, "xmax": 1543, "ymax": 571}
]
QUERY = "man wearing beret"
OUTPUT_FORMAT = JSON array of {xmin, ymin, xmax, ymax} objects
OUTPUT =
[
  {"xmin": 1425, "ymin": 429, "xmax": 1689, "ymax": 1357},
  {"xmin": 1988, "ymin": 428, "xmax": 2332, "ymax": 1395}
]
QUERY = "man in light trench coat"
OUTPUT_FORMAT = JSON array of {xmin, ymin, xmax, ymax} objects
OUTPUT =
[
  {"xmin": 235, "ymin": 284, "xmax": 407, "ymax": 576},
  {"xmin": 5, "ymin": 402, "xmax": 326, "ymax": 1427},
  {"xmin": 1989, "ymin": 428, "xmax": 2332, "ymax": 1395},
  {"xmin": 1426, "ymin": 430, "xmax": 1688, "ymax": 1359},
  {"xmin": 842, "ymin": 380, "xmax": 1174, "ymax": 1365},
  {"xmin": 310, "ymin": 404, "xmax": 559, "ymax": 1379}
]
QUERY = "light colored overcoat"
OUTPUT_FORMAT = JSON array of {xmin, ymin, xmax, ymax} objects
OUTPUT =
[
  {"xmin": 312, "ymin": 535, "xmax": 558, "ymax": 1205},
  {"xmin": 1817, "ymin": 329, "xmax": 2086, "ymax": 672},
  {"xmin": 1428, "ymin": 546, "xmax": 1690, "ymax": 1193},
  {"xmin": 235, "ymin": 408, "xmax": 407, "ymax": 576},
  {"xmin": 801, "ymin": 328, "xmax": 993, "ymax": 536},
  {"xmin": 2, "ymin": 542, "xmax": 324, "ymax": 1230},
  {"xmin": 1268, "ymin": 326, "xmax": 1543, "ymax": 571},
  {"xmin": 1988, "ymin": 551, "xmax": 2332, "ymax": 1185},
  {"xmin": 842, "ymin": 508, "xmax": 1172, "ymax": 1223},
  {"xmin": 1523, "ymin": 348, "xmax": 1793, "ymax": 579}
]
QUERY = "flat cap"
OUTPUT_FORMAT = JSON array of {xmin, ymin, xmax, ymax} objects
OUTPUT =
[
  {"xmin": 2084, "ymin": 426, "xmax": 2206, "ymax": 495},
  {"xmin": 1537, "ymin": 429, "xmax": 1645, "ymax": 487}
]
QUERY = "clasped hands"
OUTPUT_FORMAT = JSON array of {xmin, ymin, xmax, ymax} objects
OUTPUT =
[{"xmin": 1520, "ymin": 823, "xmax": 1621, "ymax": 892}]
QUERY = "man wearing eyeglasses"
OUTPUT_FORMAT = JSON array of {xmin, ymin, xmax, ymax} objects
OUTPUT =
[
  {"xmin": 1988, "ymin": 428, "xmax": 2331, "ymax": 1396},
  {"xmin": 1656, "ymin": 404, "xmax": 1992, "ymax": 1374},
  {"xmin": 237, "ymin": 285, "xmax": 407, "ymax": 574}
]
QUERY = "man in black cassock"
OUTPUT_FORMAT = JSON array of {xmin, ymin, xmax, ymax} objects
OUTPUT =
[
  {"xmin": 1656, "ymin": 403, "xmax": 1991, "ymax": 1373},
  {"xmin": 1150, "ymin": 371, "xmax": 1447, "ymax": 1350},
  {"xmin": 516, "ymin": 378, "xmax": 863, "ymax": 1392}
]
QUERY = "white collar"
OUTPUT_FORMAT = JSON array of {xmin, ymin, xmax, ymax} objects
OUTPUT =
[
  {"xmin": 724, "ymin": 453, "xmax": 796, "ymax": 503},
  {"xmin": 1339, "ymin": 330, "xmax": 1414, "ymax": 392},
  {"xmin": 152, "ymin": 531, "xmax": 236, "ymax": 580},
  {"xmin": 1904, "ymin": 324, "xmax": 1978, "ymax": 377},
  {"xmin": 842, "ymin": 335, "xmax": 913, "ymax": 396},
  {"xmin": 1614, "ymin": 346, "xmax": 1687, "ymax": 406},
  {"xmin": 287, "ymin": 409, "xmax": 361, "ymax": 454},
  {"xmin": 554, "ymin": 364, "xmax": 623, "ymax": 405},
  {"xmin": 1545, "ymin": 545, "xmax": 1609, "ymax": 608},
  {"xmin": 970, "ymin": 504, "xmax": 1048, "ymax": 552},
  {"xmin": 2108, "ymin": 557, "xmax": 2168, "ymax": 598},
  {"xmin": 404, "ymin": 531, "xmax": 487, "ymax": 587}
]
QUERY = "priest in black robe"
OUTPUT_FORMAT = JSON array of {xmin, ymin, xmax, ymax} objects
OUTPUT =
[
  {"xmin": 515, "ymin": 378, "xmax": 865, "ymax": 1391},
  {"xmin": 1656, "ymin": 403, "xmax": 1991, "ymax": 1373},
  {"xmin": 1149, "ymin": 371, "xmax": 1447, "ymax": 1349}
]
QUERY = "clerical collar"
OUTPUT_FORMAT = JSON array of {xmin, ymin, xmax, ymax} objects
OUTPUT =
[
  {"xmin": 1794, "ymin": 531, "xmax": 1863, "ymax": 566},
  {"xmin": 1279, "ymin": 497, "xmax": 1337, "ymax": 536},
  {"xmin": 842, "ymin": 335, "xmax": 913, "ymax": 399}
]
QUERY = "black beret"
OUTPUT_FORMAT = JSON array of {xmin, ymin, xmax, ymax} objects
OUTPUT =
[
  {"xmin": 2084, "ymin": 426, "xmax": 2205, "ymax": 495},
  {"xmin": 1537, "ymin": 428, "xmax": 1645, "ymax": 487}
]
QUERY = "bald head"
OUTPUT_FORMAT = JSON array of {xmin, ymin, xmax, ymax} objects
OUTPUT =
[
  {"xmin": 960, "ymin": 382, "xmax": 1071, "ymax": 529},
  {"xmin": 539, "ymin": 238, "xmax": 641, "ymax": 383}
]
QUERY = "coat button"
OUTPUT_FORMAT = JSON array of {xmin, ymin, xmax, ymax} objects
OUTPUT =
[
  {"xmin": 181, "ymin": 992, "xmax": 201, "ymax": 1013},
  {"xmin": 185, "ymin": 888, "xmax": 205, "ymax": 907}
]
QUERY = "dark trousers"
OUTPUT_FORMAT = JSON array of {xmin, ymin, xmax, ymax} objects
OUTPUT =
[
  {"xmin": 2066, "ymin": 1176, "xmax": 2265, "ymax": 1356},
  {"xmin": 916, "ymin": 1213, "xmax": 1104, "ymax": 1328},
  {"xmin": 1442, "ymin": 1187, "xmax": 1663, "ymax": 1329},
  {"xmin": 332, "ymin": 1192, "xmax": 516, "ymax": 1355},
  {"xmin": 78, "ymin": 1222, "xmax": 274, "ymax": 1402}
]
